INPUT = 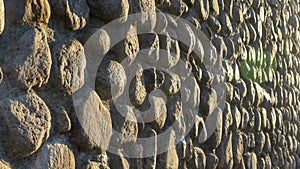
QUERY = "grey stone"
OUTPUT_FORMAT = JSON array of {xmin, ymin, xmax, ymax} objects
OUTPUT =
[
  {"xmin": 252, "ymin": 0, "xmax": 261, "ymax": 9},
  {"xmin": 276, "ymin": 147, "xmax": 284, "ymax": 167},
  {"xmin": 167, "ymin": 0, "xmax": 188, "ymax": 16},
  {"xmin": 267, "ymin": 108, "xmax": 276, "ymax": 130},
  {"xmin": 200, "ymin": 69, "xmax": 214, "ymax": 86},
  {"xmin": 87, "ymin": 0, "xmax": 129, "ymax": 22},
  {"xmin": 110, "ymin": 104, "xmax": 138, "ymax": 145},
  {"xmin": 203, "ymin": 107, "xmax": 223, "ymax": 149},
  {"xmin": 165, "ymin": 93, "xmax": 185, "ymax": 138},
  {"xmin": 200, "ymin": 86, "xmax": 217, "ymax": 116},
  {"xmin": 216, "ymin": 132, "xmax": 233, "ymax": 169},
  {"xmin": 112, "ymin": 24, "xmax": 140, "ymax": 64},
  {"xmin": 4, "ymin": 28, "xmax": 52, "ymax": 91},
  {"xmin": 0, "ymin": 91, "xmax": 51, "ymax": 158},
  {"xmin": 217, "ymin": 0, "xmax": 224, "ymax": 12},
  {"xmin": 270, "ymin": 148, "xmax": 279, "ymax": 168},
  {"xmin": 141, "ymin": 129, "xmax": 157, "ymax": 169},
  {"xmin": 138, "ymin": 33, "xmax": 159, "ymax": 62},
  {"xmin": 223, "ymin": 0, "xmax": 233, "ymax": 16},
  {"xmin": 257, "ymin": 157, "xmax": 265, "ymax": 169},
  {"xmin": 230, "ymin": 106, "xmax": 241, "ymax": 130},
  {"xmin": 243, "ymin": 152, "xmax": 257, "ymax": 169},
  {"xmin": 289, "ymin": 15, "xmax": 299, "ymax": 31},
  {"xmin": 253, "ymin": 109, "xmax": 262, "ymax": 132},
  {"xmin": 240, "ymin": 22, "xmax": 250, "ymax": 44},
  {"xmin": 232, "ymin": 62, "xmax": 240, "ymax": 83},
  {"xmin": 23, "ymin": 0, "xmax": 51, "ymax": 25},
  {"xmin": 177, "ymin": 23, "xmax": 196, "ymax": 55},
  {"xmin": 218, "ymin": 12, "xmax": 233, "ymax": 37},
  {"xmin": 247, "ymin": 109, "xmax": 255, "ymax": 131},
  {"xmin": 34, "ymin": 142, "xmax": 75, "ymax": 169},
  {"xmin": 232, "ymin": 5, "xmax": 243, "ymax": 24},
  {"xmin": 260, "ymin": 108, "xmax": 267, "ymax": 130},
  {"xmin": 182, "ymin": 0, "xmax": 194, "ymax": 7},
  {"xmin": 247, "ymin": 7, "xmax": 257, "ymax": 25},
  {"xmin": 156, "ymin": 130, "xmax": 179, "ymax": 169},
  {"xmin": 223, "ymin": 38, "xmax": 235, "ymax": 60},
  {"xmin": 275, "ymin": 108, "xmax": 283, "ymax": 129},
  {"xmin": 232, "ymin": 131, "xmax": 244, "ymax": 167},
  {"xmin": 255, "ymin": 131, "xmax": 265, "ymax": 155},
  {"xmin": 146, "ymin": 93, "xmax": 168, "ymax": 130},
  {"xmin": 243, "ymin": 79, "xmax": 256, "ymax": 107},
  {"xmin": 130, "ymin": 0, "xmax": 157, "ymax": 32},
  {"xmin": 206, "ymin": 153, "xmax": 219, "ymax": 169},
  {"xmin": 200, "ymin": 21, "xmax": 213, "ymax": 39},
  {"xmin": 72, "ymin": 88, "xmax": 112, "ymax": 152},
  {"xmin": 53, "ymin": 0, "xmax": 90, "ymax": 30},
  {"xmin": 236, "ymin": 156, "xmax": 246, "ymax": 169},
  {"xmin": 247, "ymin": 23, "xmax": 257, "ymax": 43},
  {"xmin": 96, "ymin": 60, "xmax": 126, "ymax": 100},
  {"xmin": 248, "ymin": 133, "xmax": 255, "ymax": 149},
  {"xmin": 158, "ymin": 33, "xmax": 180, "ymax": 68},
  {"xmin": 129, "ymin": 69, "xmax": 147, "ymax": 106},
  {"xmin": 222, "ymin": 60, "xmax": 234, "ymax": 82},
  {"xmin": 51, "ymin": 38, "xmax": 86, "ymax": 95},
  {"xmin": 161, "ymin": 72, "xmax": 181, "ymax": 96},
  {"xmin": 234, "ymin": 79, "xmax": 247, "ymax": 101},
  {"xmin": 108, "ymin": 151, "xmax": 129, "ymax": 169},
  {"xmin": 240, "ymin": 107, "xmax": 249, "ymax": 130},
  {"xmin": 265, "ymin": 154, "xmax": 272, "ymax": 169},
  {"xmin": 209, "ymin": 0, "xmax": 219, "ymax": 15},
  {"xmin": 222, "ymin": 102, "xmax": 233, "ymax": 137},
  {"xmin": 142, "ymin": 68, "xmax": 165, "ymax": 92},
  {"xmin": 196, "ymin": 0, "xmax": 209, "ymax": 20},
  {"xmin": 225, "ymin": 82, "xmax": 234, "ymax": 102},
  {"xmin": 187, "ymin": 147, "xmax": 206, "ymax": 169},
  {"xmin": 0, "ymin": 0, "xmax": 4, "ymax": 34},
  {"xmin": 53, "ymin": 107, "xmax": 72, "ymax": 134},
  {"xmin": 255, "ymin": 20, "xmax": 263, "ymax": 40},
  {"xmin": 212, "ymin": 36, "xmax": 227, "ymax": 61}
]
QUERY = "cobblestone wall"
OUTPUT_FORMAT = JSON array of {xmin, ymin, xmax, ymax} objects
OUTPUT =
[{"xmin": 0, "ymin": 0, "xmax": 300, "ymax": 169}]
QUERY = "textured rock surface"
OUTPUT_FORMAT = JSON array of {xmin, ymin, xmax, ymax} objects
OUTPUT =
[
  {"xmin": 0, "ymin": 91, "xmax": 51, "ymax": 158},
  {"xmin": 52, "ymin": 0, "xmax": 90, "ymax": 30},
  {"xmin": 23, "ymin": 0, "xmax": 51, "ymax": 25},
  {"xmin": 4, "ymin": 28, "xmax": 52, "ymax": 91},
  {"xmin": 0, "ymin": 0, "xmax": 299, "ymax": 168},
  {"xmin": 72, "ymin": 89, "xmax": 112, "ymax": 152},
  {"xmin": 34, "ymin": 142, "xmax": 75, "ymax": 169},
  {"xmin": 51, "ymin": 38, "xmax": 86, "ymax": 95}
]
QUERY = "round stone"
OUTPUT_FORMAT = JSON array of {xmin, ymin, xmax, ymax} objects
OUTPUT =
[
  {"xmin": 51, "ymin": 39, "xmax": 86, "ymax": 95},
  {"xmin": 34, "ymin": 143, "xmax": 75, "ymax": 169},
  {"xmin": 96, "ymin": 60, "xmax": 127, "ymax": 100},
  {"xmin": 0, "ymin": 91, "xmax": 51, "ymax": 158}
]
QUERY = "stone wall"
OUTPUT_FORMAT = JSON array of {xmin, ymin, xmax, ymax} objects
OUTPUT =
[{"xmin": 0, "ymin": 0, "xmax": 300, "ymax": 168}]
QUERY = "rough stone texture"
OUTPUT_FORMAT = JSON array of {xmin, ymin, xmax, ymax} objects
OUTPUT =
[
  {"xmin": 87, "ymin": 0, "xmax": 129, "ymax": 22},
  {"xmin": 72, "ymin": 89, "xmax": 112, "ymax": 152},
  {"xmin": 95, "ymin": 60, "xmax": 126, "ymax": 100},
  {"xmin": 53, "ymin": 0, "xmax": 90, "ymax": 30},
  {"xmin": 23, "ymin": 0, "xmax": 51, "ymax": 25},
  {"xmin": 4, "ymin": 28, "xmax": 52, "ymax": 91},
  {"xmin": 34, "ymin": 142, "xmax": 75, "ymax": 169},
  {"xmin": 0, "ymin": 0, "xmax": 299, "ymax": 168},
  {"xmin": 0, "ymin": 91, "xmax": 51, "ymax": 159},
  {"xmin": 51, "ymin": 38, "xmax": 86, "ymax": 95}
]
